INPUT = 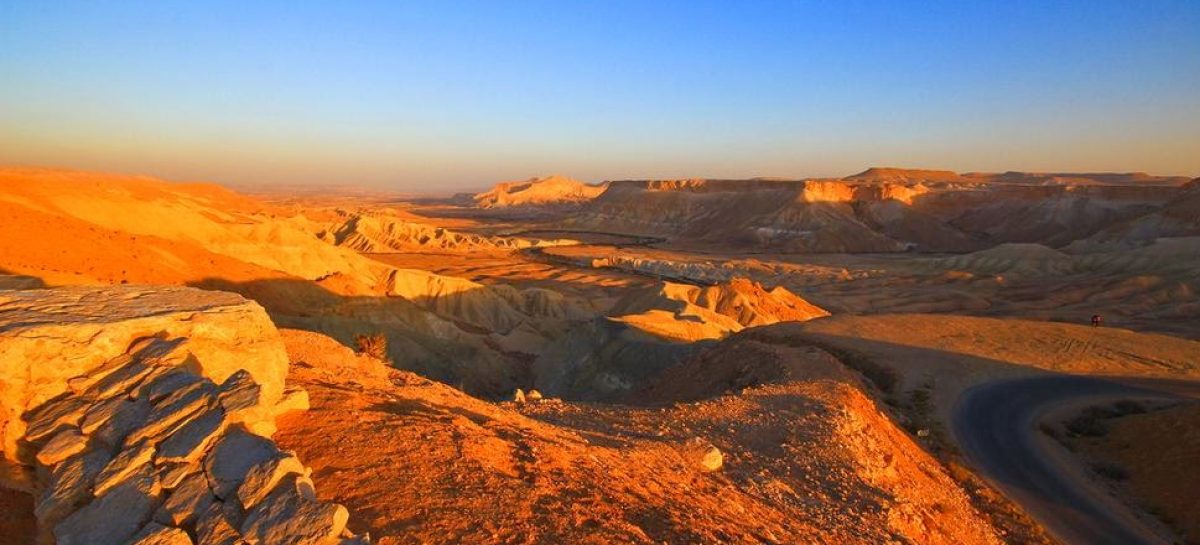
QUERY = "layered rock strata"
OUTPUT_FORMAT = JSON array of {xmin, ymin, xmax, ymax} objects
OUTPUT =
[{"xmin": 0, "ymin": 285, "xmax": 365, "ymax": 545}]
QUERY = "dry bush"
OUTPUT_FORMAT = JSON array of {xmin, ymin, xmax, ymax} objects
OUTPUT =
[{"xmin": 354, "ymin": 332, "xmax": 391, "ymax": 363}]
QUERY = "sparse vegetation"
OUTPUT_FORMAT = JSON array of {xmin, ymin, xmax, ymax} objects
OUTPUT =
[{"xmin": 354, "ymin": 332, "xmax": 391, "ymax": 363}]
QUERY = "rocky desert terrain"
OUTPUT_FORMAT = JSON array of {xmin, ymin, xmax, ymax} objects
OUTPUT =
[{"xmin": 2, "ymin": 166, "xmax": 1198, "ymax": 545}]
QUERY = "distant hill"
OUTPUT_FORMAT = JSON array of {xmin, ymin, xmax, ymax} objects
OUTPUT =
[{"xmin": 473, "ymin": 174, "xmax": 607, "ymax": 208}]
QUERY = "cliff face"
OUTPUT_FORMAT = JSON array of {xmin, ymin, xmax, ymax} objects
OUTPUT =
[
  {"xmin": 567, "ymin": 174, "xmax": 1192, "ymax": 253},
  {"xmin": 0, "ymin": 285, "xmax": 363, "ymax": 545}
]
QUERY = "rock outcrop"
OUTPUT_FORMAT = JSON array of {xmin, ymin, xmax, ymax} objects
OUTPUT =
[{"xmin": 0, "ymin": 285, "xmax": 364, "ymax": 545}]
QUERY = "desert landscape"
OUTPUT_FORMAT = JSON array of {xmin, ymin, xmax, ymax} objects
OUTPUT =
[
  {"xmin": 3, "ymin": 2, "xmax": 1198, "ymax": 544},
  {"xmin": 1, "ymin": 166, "xmax": 1198, "ymax": 545}
]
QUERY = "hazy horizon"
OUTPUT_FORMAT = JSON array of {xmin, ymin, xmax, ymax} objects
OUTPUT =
[{"xmin": 3, "ymin": 1, "xmax": 1198, "ymax": 190}]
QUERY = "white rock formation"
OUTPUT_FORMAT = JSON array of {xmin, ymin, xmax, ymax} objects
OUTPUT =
[{"xmin": 0, "ymin": 285, "xmax": 366, "ymax": 544}]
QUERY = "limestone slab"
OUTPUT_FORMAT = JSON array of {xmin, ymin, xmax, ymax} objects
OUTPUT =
[
  {"xmin": 240, "ymin": 475, "xmax": 349, "ymax": 545},
  {"xmin": 36, "ymin": 448, "xmax": 112, "ymax": 528},
  {"xmin": 157, "ymin": 406, "xmax": 228, "ymax": 465},
  {"xmin": 94, "ymin": 443, "xmax": 156, "ymax": 497},
  {"xmin": 54, "ymin": 467, "xmax": 161, "ymax": 545},
  {"xmin": 236, "ymin": 453, "xmax": 306, "ymax": 510},
  {"xmin": 124, "ymin": 386, "xmax": 215, "ymax": 447},
  {"xmin": 154, "ymin": 471, "xmax": 215, "ymax": 527},
  {"xmin": 195, "ymin": 500, "xmax": 244, "ymax": 545},
  {"xmin": 125, "ymin": 522, "xmax": 194, "ymax": 545},
  {"xmin": 203, "ymin": 427, "xmax": 279, "ymax": 500},
  {"xmin": 36, "ymin": 428, "xmax": 88, "ymax": 466},
  {"xmin": 217, "ymin": 370, "xmax": 260, "ymax": 414},
  {"xmin": 23, "ymin": 396, "xmax": 90, "ymax": 443},
  {"xmin": 143, "ymin": 371, "xmax": 205, "ymax": 405}
]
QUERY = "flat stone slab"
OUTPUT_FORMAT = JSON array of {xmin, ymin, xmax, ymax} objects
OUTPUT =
[
  {"xmin": 23, "ymin": 395, "xmax": 90, "ymax": 443},
  {"xmin": 124, "ymin": 385, "xmax": 215, "ymax": 447},
  {"xmin": 157, "ymin": 406, "xmax": 228, "ymax": 465},
  {"xmin": 94, "ymin": 443, "xmax": 156, "ymax": 497},
  {"xmin": 54, "ymin": 467, "xmax": 161, "ymax": 545},
  {"xmin": 36, "ymin": 448, "xmax": 112, "ymax": 527},
  {"xmin": 237, "ymin": 453, "xmax": 306, "ymax": 510},
  {"xmin": 204, "ymin": 427, "xmax": 279, "ymax": 500},
  {"xmin": 195, "ymin": 500, "xmax": 244, "ymax": 545},
  {"xmin": 36, "ymin": 428, "xmax": 88, "ymax": 466},
  {"xmin": 155, "ymin": 471, "xmax": 215, "ymax": 527},
  {"xmin": 126, "ymin": 522, "xmax": 194, "ymax": 545},
  {"xmin": 241, "ymin": 474, "xmax": 348, "ymax": 545}
]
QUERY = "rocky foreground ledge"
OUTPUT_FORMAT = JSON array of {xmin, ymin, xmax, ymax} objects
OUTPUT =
[{"xmin": 0, "ymin": 285, "xmax": 366, "ymax": 545}]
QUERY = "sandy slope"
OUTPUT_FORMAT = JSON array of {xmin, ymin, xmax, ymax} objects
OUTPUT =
[{"xmin": 275, "ymin": 328, "xmax": 1005, "ymax": 545}]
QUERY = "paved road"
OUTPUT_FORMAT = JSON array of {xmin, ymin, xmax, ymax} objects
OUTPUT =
[{"xmin": 952, "ymin": 375, "xmax": 1200, "ymax": 545}]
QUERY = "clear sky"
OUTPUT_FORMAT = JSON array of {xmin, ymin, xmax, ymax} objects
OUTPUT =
[{"xmin": 2, "ymin": 1, "xmax": 1198, "ymax": 191}]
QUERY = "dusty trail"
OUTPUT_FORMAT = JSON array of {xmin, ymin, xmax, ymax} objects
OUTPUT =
[{"xmin": 952, "ymin": 376, "xmax": 1200, "ymax": 545}]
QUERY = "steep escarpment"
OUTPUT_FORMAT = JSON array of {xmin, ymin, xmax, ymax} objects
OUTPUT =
[
  {"xmin": 564, "ymin": 172, "xmax": 1193, "ymax": 253},
  {"xmin": 0, "ymin": 285, "xmax": 364, "ymax": 545}
]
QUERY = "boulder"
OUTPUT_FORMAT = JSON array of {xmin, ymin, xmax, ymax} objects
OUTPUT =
[
  {"xmin": 241, "ymin": 474, "xmax": 349, "ymax": 545},
  {"xmin": 680, "ymin": 437, "xmax": 723, "ymax": 472},
  {"xmin": 237, "ymin": 453, "xmax": 307, "ymax": 510},
  {"xmin": 0, "ymin": 286, "xmax": 289, "ymax": 486},
  {"xmin": 203, "ymin": 427, "xmax": 280, "ymax": 500}
]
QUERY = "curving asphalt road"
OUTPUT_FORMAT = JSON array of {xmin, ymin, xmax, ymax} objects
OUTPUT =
[{"xmin": 952, "ymin": 375, "xmax": 1200, "ymax": 545}]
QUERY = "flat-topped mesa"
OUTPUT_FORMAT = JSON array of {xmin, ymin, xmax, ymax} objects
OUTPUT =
[{"xmin": 0, "ymin": 285, "xmax": 364, "ymax": 545}]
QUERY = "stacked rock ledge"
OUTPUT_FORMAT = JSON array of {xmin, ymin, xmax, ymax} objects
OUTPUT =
[{"xmin": 0, "ymin": 285, "xmax": 365, "ymax": 545}]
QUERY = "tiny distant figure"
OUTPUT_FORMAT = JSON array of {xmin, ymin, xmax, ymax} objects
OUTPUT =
[{"xmin": 1091, "ymin": 314, "xmax": 1103, "ymax": 327}]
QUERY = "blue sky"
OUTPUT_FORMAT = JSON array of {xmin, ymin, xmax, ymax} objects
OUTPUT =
[{"xmin": 2, "ymin": 1, "xmax": 1198, "ymax": 190}]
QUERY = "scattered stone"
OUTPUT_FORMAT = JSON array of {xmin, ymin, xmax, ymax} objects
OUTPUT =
[
  {"xmin": 36, "ymin": 428, "xmax": 88, "ymax": 466},
  {"xmin": 204, "ymin": 427, "xmax": 279, "ymax": 500},
  {"xmin": 54, "ymin": 467, "xmax": 161, "ymax": 545},
  {"xmin": 155, "ymin": 471, "xmax": 215, "ymax": 527},
  {"xmin": 526, "ymin": 389, "xmax": 544, "ymax": 402},
  {"xmin": 94, "ymin": 443, "xmax": 156, "ymax": 497},
  {"xmin": 237, "ymin": 453, "xmax": 306, "ymax": 510},
  {"xmin": 126, "ymin": 522, "xmax": 194, "ymax": 545},
  {"xmin": 157, "ymin": 406, "xmax": 228, "ymax": 465},
  {"xmin": 241, "ymin": 474, "xmax": 349, "ymax": 545},
  {"xmin": 513, "ymin": 389, "xmax": 526, "ymax": 404},
  {"xmin": 680, "ymin": 437, "xmax": 723, "ymax": 472}
]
